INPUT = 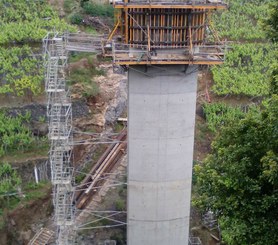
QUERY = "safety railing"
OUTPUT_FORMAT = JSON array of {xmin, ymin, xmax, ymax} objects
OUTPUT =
[
  {"xmin": 114, "ymin": 0, "xmax": 227, "ymax": 8},
  {"xmin": 112, "ymin": 42, "xmax": 227, "ymax": 64},
  {"xmin": 64, "ymin": 33, "xmax": 106, "ymax": 52}
]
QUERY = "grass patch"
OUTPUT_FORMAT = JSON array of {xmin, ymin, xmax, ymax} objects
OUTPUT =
[
  {"xmin": 69, "ymin": 12, "xmax": 83, "ymax": 25},
  {"xmin": 82, "ymin": 26, "xmax": 98, "ymax": 35},
  {"xmin": 0, "ymin": 138, "xmax": 49, "ymax": 162},
  {"xmin": 69, "ymin": 66, "xmax": 105, "ymax": 84},
  {"xmin": 114, "ymin": 122, "xmax": 125, "ymax": 133},
  {"xmin": 0, "ymin": 181, "xmax": 51, "ymax": 222},
  {"xmin": 64, "ymin": 0, "xmax": 79, "ymax": 14},
  {"xmin": 115, "ymin": 199, "xmax": 125, "ymax": 211},
  {"xmin": 68, "ymin": 54, "xmax": 104, "ymax": 98},
  {"xmin": 82, "ymin": 83, "xmax": 100, "ymax": 98},
  {"xmin": 68, "ymin": 52, "xmax": 95, "ymax": 63},
  {"xmin": 82, "ymin": 2, "xmax": 114, "ymax": 18},
  {"xmin": 75, "ymin": 172, "xmax": 86, "ymax": 184},
  {"xmin": 70, "ymin": 67, "xmax": 94, "ymax": 84},
  {"xmin": 195, "ymin": 119, "xmax": 210, "ymax": 143},
  {"xmin": 24, "ymin": 181, "xmax": 51, "ymax": 201}
]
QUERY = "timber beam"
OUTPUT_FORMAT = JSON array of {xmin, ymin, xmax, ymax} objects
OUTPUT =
[{"xmin": 114, "ymin": 3, "xmax": 227, "ymax": 10}]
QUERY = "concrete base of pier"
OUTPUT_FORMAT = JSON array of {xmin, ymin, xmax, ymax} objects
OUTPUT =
[{"xmin": 127, "ymin": 65, "xmax": 198, "ymax": 245}]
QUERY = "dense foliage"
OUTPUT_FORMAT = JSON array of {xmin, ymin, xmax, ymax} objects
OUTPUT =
[
  {"xmin": 82, "ymin": 2, "xmax": 114, "ymax": 18},
  {"xmin": 194, "ymin": 95, "xmax": 278, "ymax": 245},
  {"xmin": 263, "ymin": 0, "xmax": 278, "ymax": 43},
  {"xmin": 0, "ymin": 46, "xmax": 43, "ymax": 97},
  {"xmin": 0, "ymin": 0, "xmax": 75, "ymax": 44},
  {"xmin": 213, "ymin": 0, "xmax": 270, "ymax": 41},
  {"xmin": 0, "ymin": 162, "xmax": 21, "ymax": 195},
  {"xmin": 0, "ymin": 111, "xmax": 33, "ymax": 157},
  {"xmin": 211, "ymin": 43, "xmax": 277, "ymax": 96},
  {"xmin": 203, "ymin": 103, "xmax": 246, "ymax": 132},
  {"xmin": 67, "ymin": 0, "xmax": 114, "ymax": 25}
]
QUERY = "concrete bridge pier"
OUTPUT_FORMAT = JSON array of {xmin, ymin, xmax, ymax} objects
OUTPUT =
[{"xmin": 127, "ymin": 65, "xmax": 198, "ymax": 245}]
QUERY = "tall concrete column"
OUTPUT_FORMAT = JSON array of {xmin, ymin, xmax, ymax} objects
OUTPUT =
[{"xmin": 127, "ymin": 65, "xmax": 198, "ymax": 245}]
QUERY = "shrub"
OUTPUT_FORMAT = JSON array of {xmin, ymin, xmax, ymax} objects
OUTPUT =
[
  {"xmin": 82, "ymin": 83, "xmax": 100, "ymax": 98},
  {"xmin": 203, "ymin": 102, "xmax": 246, "ymax": 133},
  {"xmin": 115, "ymin": 199, "xmax": 125, "ymax": 211},
  {"xmin": 70, "ymin": 13, "xmax": 83, "ymax": 25},
  {"xmin": 83, "ymin": 2, "xmax": 114, "ymax": 18},
  {"xmin": 0, "ymin": 112, "xmax": 34, "ymax": 156}
]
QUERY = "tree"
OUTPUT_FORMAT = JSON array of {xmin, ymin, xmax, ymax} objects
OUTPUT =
[
  {"xmin": 270, "ymin": 63, "xmax": 278, "ymax": 95},
  {"xmin": 264, "ymin": 0, "xmax": 278, "ymax": 43},
  {"xmin": 194, "ymin": 95, "xmax": 278, "ymax": 245}
]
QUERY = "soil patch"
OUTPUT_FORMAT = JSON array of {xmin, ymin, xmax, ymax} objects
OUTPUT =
[{"xmin": 0, "ymin": 186, "xmax": 52, "ymax": 245}]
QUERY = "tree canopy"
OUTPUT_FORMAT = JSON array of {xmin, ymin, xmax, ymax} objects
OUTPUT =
[
  {"xmin": 263, "ymin": 0, "xmax": 278, "ymax": 43},
  {"xmin": 194, "ymin": 95, "xmax": 278, "ymax": 245}
]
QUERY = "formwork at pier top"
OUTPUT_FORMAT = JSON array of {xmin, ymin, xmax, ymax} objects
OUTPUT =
[{"xmin": 111, "ymin": 0, "xmax": 227, "ymax": 66}]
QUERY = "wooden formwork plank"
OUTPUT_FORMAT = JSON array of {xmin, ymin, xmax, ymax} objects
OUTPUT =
[{"xmin": 115, "ymin": 4, "xmax": 227, "ymax": 10}]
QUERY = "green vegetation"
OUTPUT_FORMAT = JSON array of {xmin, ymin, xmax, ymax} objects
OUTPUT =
[
  {"xmin": 0, "ymin": 178, "xmax": 51, "ymax": 229},
  {"xmin": 115, "ymin": 176, "xmax": 127, "ymax": 211},
  {"xmin": 0, "ymin": 1, "xmax": 76, "ymax": 97},
  {"xmin": 69, "ymin": 65, "xmax": 101, "ymax": 97},
  {"xmin": 203, "ymin": 103, "xmax": 246, "ymax": 132},
  {"xmin": 0, "ymin": 0, "xmax": 75, "ymax": 45},
  {"xmin": 270, "ymin": 62, "xmax": 278, "ymax": 95},
  {"xmin": 0, "ymin": 46, "xmax": 43, "ymax": 97},
  {"xmin": 69, "ymin": 62, "xmax": 104, "ymax": 84},
  {"xmin": 211, "ymin": 43, "xmax": 277, "ymax": 96},
  {"xmin": 69, "ymin": 12, "xmax": 83, "ymax": 25},
  {"xmin": 82, "ymin": 2, "xmax": 114, "ymax": 18},
  {"xmin": 69, "ymin": 54, "xmax": 103, "ymax": 98},
  {"xmin": 64, "ymin": 0, "xmax": 79, "ymax": 14},
  {"xmin": 211, "ymin": 0, "xmax": 276, "ymax": 97},
  {"xmin": 24, "ymin": 181, "xmax": 51, "ymax": 201},
  {"xmin": 65, "ymin": 0, "xmax": 114, "ymax": 25},
  {"xmin": 0, "ymin": 111, "xmax": 34, "ymax": 157},
  {"xmin": 213, "ymin": 0, "xmax": 270, "ymax": 41},
  {"xmin": 115, "ymin": 199, "xmax": 125, "ymax": 211},
  {"xmin": 0, "ymin": 162, "xmax": 21, "ymax": 195},
  {"xmin": 0, "ymin": 162, "xmax": 21, "ymax": 228},
  {"xmin": 194, "ymin": 2, "xmax": 278, "ymax": 244},
  {"xmin": 194, "ymin": 96, "xmax": 278, "ymax": 245},
  {"xmin": 263, "ymin": 0, "xmax": 278, "ymax": 43},
  {"xmin": 68, "ymin": 52, "xmax": 94, "ymax": 63},
  {"xmin": 110, "ymin": 233, "xmax": 126, "ymax": 245}
]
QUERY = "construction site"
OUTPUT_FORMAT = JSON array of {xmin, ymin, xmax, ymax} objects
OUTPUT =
[
  {"xmin": 0, "ymin": 0, "xmax": 278, "ymax": 245},
  {"xmin": 27, "ymin": 0, "xmax": 228, "ymax": 244},
  {"xmin": 1, "ymin": 0, "xmax": 277, "ymax": 244}
]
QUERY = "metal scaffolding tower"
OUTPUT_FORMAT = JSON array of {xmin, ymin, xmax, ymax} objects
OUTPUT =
[{"xmin": 43, "ymin": 33, "xmax": 75, "ymax": 245}]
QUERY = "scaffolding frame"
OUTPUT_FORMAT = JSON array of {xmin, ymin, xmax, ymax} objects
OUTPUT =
[
  {"xmin": 189, "ymin": 237, "xmax": 202, "ymax": 245},
  {"xmin": 112, "ymin": 42, "xmax": 226, "ymax": 65},
  {"xmin": 43, "ymin": 32, "xmax": 75, "ymax": 245},
  {"xmin": 108, "ymin": 0, "xmax": 227, "ymax": 66}
]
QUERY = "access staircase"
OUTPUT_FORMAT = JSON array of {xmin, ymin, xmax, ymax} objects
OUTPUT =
[
  {"xmin": 28, "ymin": 228, "xmax": 55, "ymax": 245},
  {"xmin": 43, "ymin": 33, "xmax": 75, "ymax": 245}
]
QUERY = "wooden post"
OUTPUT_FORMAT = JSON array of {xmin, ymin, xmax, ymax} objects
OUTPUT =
[
  {"xmin": 124, "ymin": 0, "xmax": 128, "ymax": 43},
  {"xmin": 147, "ymin": 25, "xmax": 151, "ymax": 52}
]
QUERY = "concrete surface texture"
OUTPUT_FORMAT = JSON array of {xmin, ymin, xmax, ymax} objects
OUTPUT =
[{"xmin": 128, "ymin": 65, "xmax": 198, "ymax": 245}]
